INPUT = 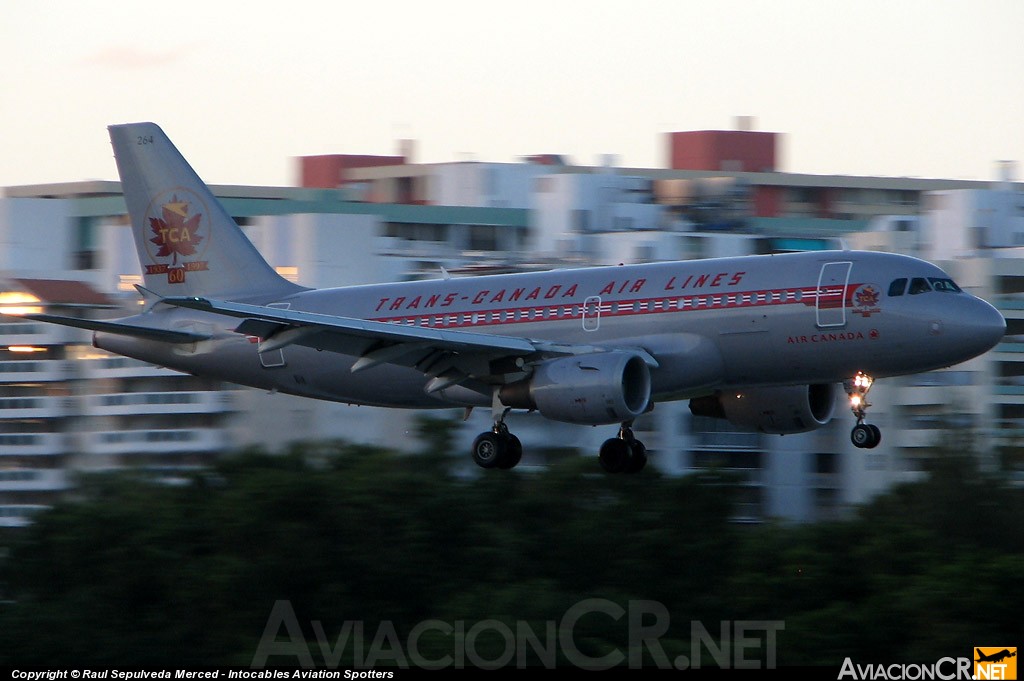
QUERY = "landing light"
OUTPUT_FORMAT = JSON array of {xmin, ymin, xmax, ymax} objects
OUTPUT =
[
  {"xmin": 0, "ymin": 292, "xmax": 42, "ymax": 316},
  {"xmin": 7, "ymin": 346, "xmax": 44, "ymax": 353}
]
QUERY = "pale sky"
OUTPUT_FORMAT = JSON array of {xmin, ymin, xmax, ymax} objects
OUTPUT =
[{"xmin": 2, "ymin": 0, "xmax": 1022, "ymax": 187}]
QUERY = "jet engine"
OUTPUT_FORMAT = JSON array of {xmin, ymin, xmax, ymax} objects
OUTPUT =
[
  {"xmin": 689, "ymin": 384, "xmax": 838, "ymax": 435},
  {"xmin": 499, "ymin": 351, "xmax": 651, "ymax": 425}
]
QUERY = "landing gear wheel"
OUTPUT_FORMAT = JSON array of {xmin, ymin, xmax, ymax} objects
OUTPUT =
[
  {"xmin": 851, "ymin": 423, "xmax": 872, "ymax": 448},
  {"xmin": 497, "ymin": 434, "xmax": 523, "ymax": 469},
  {"xmin": 599, "ymin": 438, "xmax": 631, "ymax": 473},
  {"xmin": 600, "ymin": 423, "xmax": 648, "ymax": 474},
  {"xmin": 623, "ymin": 440, "xmax": 648, "ymax": 474},
  {"xmin": 851, "ymin": 423, "xmax": 881, "ymax": 449},
  {"xmin": 472, "ymin": 432, "xmax": 505, "ymax": 469},
  {"xmin": 868, "ymin": 424, "xmax": 881, "ymax": 448},
  {"xmin": 472, "ymin": 406, "xmax": 524, "ymax": 470}
]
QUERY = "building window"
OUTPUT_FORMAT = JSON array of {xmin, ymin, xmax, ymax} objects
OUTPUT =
[
  {"xmin": 468, "ymin": 226, "xmax": 498, "ymax": 251},
  {"xmin": 574, "ymin": 210, "xmax": 591, "ymax": 231}
]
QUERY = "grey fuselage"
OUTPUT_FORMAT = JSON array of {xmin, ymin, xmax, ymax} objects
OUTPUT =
[{"xmin": 95, "ymin": 250, "xmax": 1006, "ymax": 410}]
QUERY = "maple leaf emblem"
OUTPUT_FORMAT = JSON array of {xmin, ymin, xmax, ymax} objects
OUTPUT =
[
  {"xmin": 856, "ymin": 286, "xmax": 879, "ymax": 307},
  {"xmin": 149, "ymin": 195, "xmax": 203, "ymax": 264}
]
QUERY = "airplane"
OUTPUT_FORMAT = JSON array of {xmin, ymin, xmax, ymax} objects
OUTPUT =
[
  {"xmin": 976, "ymin": 649, "xmax": 1016, "ymax": 663},
  {"xmin": 6, "ymin": 123, "xmax": 1006, "ymax": 473}
]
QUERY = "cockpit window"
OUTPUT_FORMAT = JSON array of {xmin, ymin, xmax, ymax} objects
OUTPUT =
[
  {"xmin": 928, "ymin": 278, "xmax": 962, "ymax": 293},
  {"xmin": 888, "ymin": 278, "xmax": 907, "ymax": 297},
  {"xmin": 908, "ymin": 277, "xmax": 932, "ymax": 295}
]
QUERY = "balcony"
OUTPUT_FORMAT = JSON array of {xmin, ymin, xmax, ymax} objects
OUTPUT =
[
  {"xmin": 0, "ymin": 504, "xmax": 49, "ymax": 528},
  {"xmin": 993, "ymin": 296, "xmax": 1024, "ymax": 312},
  {"xmin": 78, "ymin": 356, "xmax": 181, "ymax": 379},
  {"xmin": 0, "ymin": 432, "xmax": 69, "ymax": 457},
  {"xmin": 690, "ymin": 430, "xmax": 762, "ymax": 450},
  {"xmin": 810, "ymin": 471, "xmax": 842, "ymax": 489},
  {"xmin": 0, "ymin": 468, "xmax": 70, "ymax": 492},
  {"xmin": 994, "ymin": 384, "xmax": 1024, "ymax": 397},
  {"xmin": 0, "ymin": 359, "xmax": 75, "ymax": 383},
  {"xmin": 0, "ymin": 395, "xmax": 73, "ymax": 419},
  {"xmin": 83, "ymin": 391, "xmax": 236, "ymax": 417},
  {"xmin": 0, "ymin": 320, "xmax": 70, "ymax": 345},
  {"xmin": 891, "ymin": 428, "xmax": 943, "ymax": 449},
  {"xmin": 81, "ymin": 428, "xmax": 230, "ymax": 455},
  {"xmin": 377, "ymin": 236, "xmax": 455, "ymax": 259},
  {"xmin": 896, "ymin": 386, "xmax": 949, "ymax": 406},
  {"xmin": 991, "ymin": 419, "xmax": 1024, "ymax": 444}
]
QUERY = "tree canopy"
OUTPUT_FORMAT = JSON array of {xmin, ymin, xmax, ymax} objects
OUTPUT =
[{"xmin": 0, "ymin": 437, "xmax": 1020, "ymax": 668}]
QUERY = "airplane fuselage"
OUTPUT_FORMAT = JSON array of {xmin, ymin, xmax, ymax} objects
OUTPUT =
[{"xmin": 96, "ymin": 249, "xmax": 1005, "ymax": 409}]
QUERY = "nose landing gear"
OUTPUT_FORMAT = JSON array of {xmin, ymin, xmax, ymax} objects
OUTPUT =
[{"xmin": 845, "ymin": 372, "xmax": 881, "ymax": 449}]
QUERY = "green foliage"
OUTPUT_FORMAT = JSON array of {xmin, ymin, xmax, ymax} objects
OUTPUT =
[{"xmin": 0, "ymin": 441, "xmax": 1020, "ymax": 667}]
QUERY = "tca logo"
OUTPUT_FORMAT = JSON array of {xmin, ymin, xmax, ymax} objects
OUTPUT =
[{"xmin": 143, "ymin": 189, "xmax": 211, "ymax": 284}]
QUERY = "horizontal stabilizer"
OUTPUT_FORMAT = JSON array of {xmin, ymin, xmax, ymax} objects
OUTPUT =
[{"xmin": 25, "ymin": 314, "xmax": 210, "ymax": 344}]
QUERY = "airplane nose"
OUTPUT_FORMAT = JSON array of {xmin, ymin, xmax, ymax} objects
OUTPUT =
[
  {"xmin": 977, "ymin": 298, "xmax": 1006, "ymax": 348},
  {"xmin": 952, "ymin": 297, "xmax": 1005, "ymax": 358}
]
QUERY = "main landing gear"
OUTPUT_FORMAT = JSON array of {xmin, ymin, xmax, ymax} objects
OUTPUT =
[
  {"xmin": 471, "ymin": 409, "xmax": 523, "ymax": 470},
  {"xmin": 845, "ymin": 371, "xmax": 881, "ymax": 449},
  {"xmin": 469, "ymin": 411, "xmax": 647, "ymax": 473},
  {"xmin": 598, "ymin": 423, "xmax": 648, "ymax": 474}
]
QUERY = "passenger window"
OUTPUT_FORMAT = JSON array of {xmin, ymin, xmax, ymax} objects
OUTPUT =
[
  {"xmin": 928, "ymin": 278, "xmax": 962, "ymax": 293},
  {"xmin": 908, "ymin": 277, "xmax": 932, "ymax": 295},
  {"xmin": 888, "ymin": 278, "xmax": 907, "ymax": 297}
]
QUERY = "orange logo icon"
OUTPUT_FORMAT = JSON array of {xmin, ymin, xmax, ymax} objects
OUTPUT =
[{"xmin": 975, "ymin": 647, "xmax": 1017, "ymax": 680}]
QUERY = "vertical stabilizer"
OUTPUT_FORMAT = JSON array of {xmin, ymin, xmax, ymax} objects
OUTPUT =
[{"xmin": 109, "ymin": 122, "xmax": 302, "ymax": 299}]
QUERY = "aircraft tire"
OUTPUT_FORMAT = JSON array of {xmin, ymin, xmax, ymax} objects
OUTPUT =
[
  {"xmin": 866, "ymin": 424, "xmax": 881, "ymax": 449},
  {"xmin": 851, "ymin": 423, "xmax": 879, "ymax": 449},
  {"xmin": 472, "ymin": 432, "xmax": 506, "ymax": 469},
  {"xmin": 599, "ymin": 438, "xmax": 630, "ymax": 473},
  {"xmin": 624, "ymin": 440, "xmax": 648, "ymax": 474},
  {"xmin": 497, "ymin": 434, "xmax": 523, "ymax": 469}
]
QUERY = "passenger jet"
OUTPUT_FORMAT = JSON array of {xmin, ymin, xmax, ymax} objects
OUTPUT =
[{"xmin": 8, "ymin": 123, "xmax": 1006, "ymax": 473}]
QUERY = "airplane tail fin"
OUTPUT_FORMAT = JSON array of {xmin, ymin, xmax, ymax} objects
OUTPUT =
[{"xmin": 108, "ymin": 122, "xmax": 303, "ymax": 300}]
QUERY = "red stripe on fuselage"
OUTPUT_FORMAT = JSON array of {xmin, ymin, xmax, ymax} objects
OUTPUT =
[{"xmin": 370, "ymin": 283, "xmax": 866, "ymax": 330}]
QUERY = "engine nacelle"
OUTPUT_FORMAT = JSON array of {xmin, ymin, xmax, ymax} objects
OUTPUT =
[
  {"xmin": 500, "ymin": 352, "xmax": 652, "ymax": 425},
  {"xmin": 689, "ymin": 384, "xmax": 838, "ymax": 435}
]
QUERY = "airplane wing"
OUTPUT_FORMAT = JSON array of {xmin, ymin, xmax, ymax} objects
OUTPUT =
[
  {"xmin": 23, "ymin": 313, "xmax": 211, "ymax": 344},
  {"xmin": 164, "ymin": 296, "xmax": 657, "ymax": 391}
]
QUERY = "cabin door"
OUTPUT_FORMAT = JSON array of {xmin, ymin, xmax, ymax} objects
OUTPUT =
[{"xmin": 816, "ymin": 261, "xmax": 852, "ymax": 328}]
